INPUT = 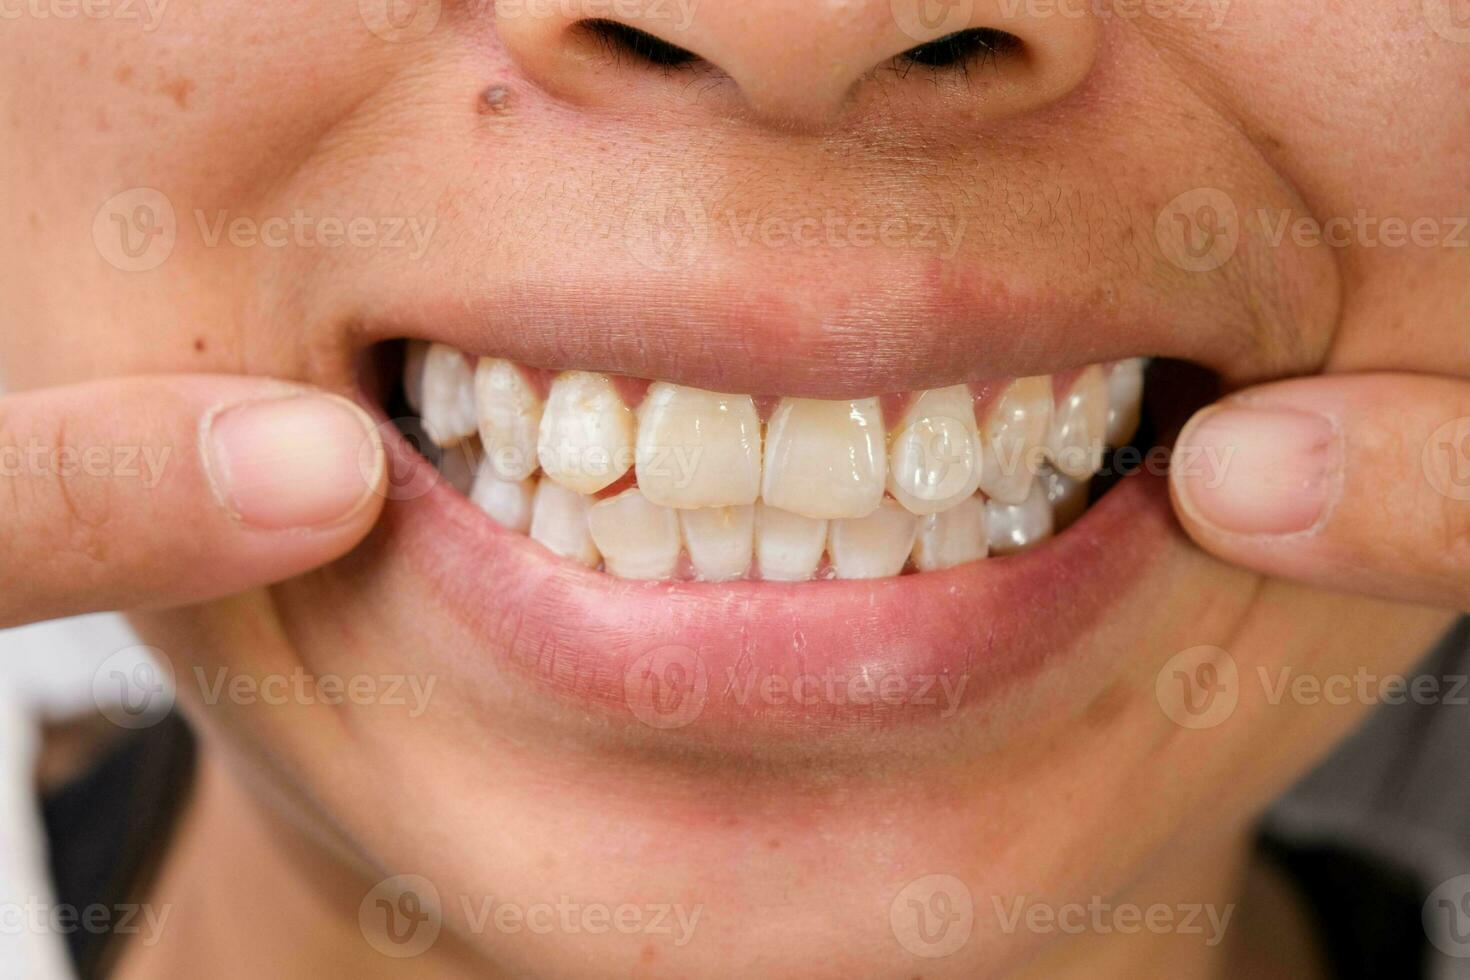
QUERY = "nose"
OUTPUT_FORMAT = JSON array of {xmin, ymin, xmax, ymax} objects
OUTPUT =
[{"xmin": 495, "ymin": 0, "xmax": 1101, "ymax": 130}]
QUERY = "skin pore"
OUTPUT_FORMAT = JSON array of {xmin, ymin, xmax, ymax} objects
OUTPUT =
[{"xmin": 1, "ymin": 1, "xmax": 1467, "ymax": 977}]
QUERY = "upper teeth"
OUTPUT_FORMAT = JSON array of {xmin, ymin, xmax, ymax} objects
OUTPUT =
[{"xmin": 409, "ymin": 344, "xmax": 1145, "ymax": 582}]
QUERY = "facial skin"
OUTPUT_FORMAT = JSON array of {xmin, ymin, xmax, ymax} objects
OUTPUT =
[{"xmin": 1, "ymin": 1, "xmax": 1467, "ymax": 977}]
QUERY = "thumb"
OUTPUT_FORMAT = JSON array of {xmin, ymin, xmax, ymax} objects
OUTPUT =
[
  {"xmin": 0, "ymin": 376, "xmax": 387, "ymax": 628},
  {"xmin": 1167, "ymin": 373, "xmax": 1470, "ymax": 610}
]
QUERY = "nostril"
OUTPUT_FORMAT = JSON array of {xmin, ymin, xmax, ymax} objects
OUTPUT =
[
  {"xmin": 575, "ymin": 19, "xmax": 701, "ymax": 69},
  {"xmin": 898, "ymin": 27, "xmax": 1022, "ymax": 70}
]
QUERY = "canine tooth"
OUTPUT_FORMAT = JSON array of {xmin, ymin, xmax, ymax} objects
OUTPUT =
[
  {"xmin": 680, "ymin": 505, "xmax": 755, "ymax": 582},
  {"xmin": 529, "ymin": 479, "xmax": 600, "ymax": 567},
  {"xmin": 1105, "ymin": 358, "xmax": 1145, "ymax": 447},
  {"xmin": 761, "ymin": 397, "xmax": 885, "ymax": 520},
  {"xmin": 755, "ymin": 503, "xmax": 828, "ymax": 581},
  {"xmin": 404, "ymin": 340, "xmax": 429, "ymax": 414},
  {"xmin": 636, "ymin": 383, "xmax": 761, "ymax": 509},
  {"xmin": 912, "ymin": 495, "xmax": 988, "ymax": 571},
  {"xmin": 421, "ymin": 343, "xmax": 478, "ymax": 447},
  {"xmin": 828, "ymin": 498, "xmax": 918, "ymax": 580},
  {"xmin": 1040, "ymin": 465, "xmax": 1089, "ymax": 531},
  {"xmin": 887, "ymin": 385, "xmax": 982, "ymax": 515},
  {"xmin": 470, "ymin": 460, "xmax": 535, "ymax": 533},
  {"xmin": 536, "ymin": 371, "xmax": 636, "ymax": 494},
  {"xmin": 587, "ymin": 488, "xmax": 682, "ymax": 580},
  {"xmin": 978, "ymin": 376, "xmax": 1051, "ymax": 505},
  {"xmin": 986, "ymin": 480, "xmax": 1054, "ymax": 555},
  {"xmin": 476, "ymin": 358, "xmax": 544, "ymax": 481},
  {"xmin": 1046, "ymin": 365, "xmax": 1108, "ymax": 479}
]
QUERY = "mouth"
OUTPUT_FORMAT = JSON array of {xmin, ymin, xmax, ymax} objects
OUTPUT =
[
  {"xmin": 389, "ymin": 343, "xmax": 1151, "ymax": 578},
  {"xmin": 350, "ymin": 330, "xmax": 1211, "ymax": 741}
]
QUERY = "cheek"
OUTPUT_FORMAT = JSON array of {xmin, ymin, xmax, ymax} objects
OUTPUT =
[{"xmin": 0, "ymin": 5, "xmax": 407, "ymax": 387}]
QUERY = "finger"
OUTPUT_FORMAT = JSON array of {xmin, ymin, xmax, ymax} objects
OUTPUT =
[
  {"xmin": 1167, "ymin": 373, "xmax": 1470, "ymax": 609},
  {"xmin": 0, "ymin": 376, "xmax": 386, "ymax": 628}
]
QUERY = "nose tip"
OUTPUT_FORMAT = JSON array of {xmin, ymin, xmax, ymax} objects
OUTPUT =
[{"xmin": 496, "ymin": 0, "xmax": 1102, "ymax": 131}]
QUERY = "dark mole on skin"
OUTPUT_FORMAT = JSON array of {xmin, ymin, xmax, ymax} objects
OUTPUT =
[
  {"xmin": 194, "ymin": 338, "xmax": 206, "ymax": 353},
  {"xmin": 478, "ymin": 85, "xmax": 512, "ymax": 115}
]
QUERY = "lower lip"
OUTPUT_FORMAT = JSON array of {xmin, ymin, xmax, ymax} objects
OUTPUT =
[{"xmin": 374, "ymin": 432, "xmax": 1176, "ymax": 742}]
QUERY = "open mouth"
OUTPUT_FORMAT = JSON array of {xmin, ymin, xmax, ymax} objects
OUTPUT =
[
  {"xmin": 350, "ymin": 332, "xmax": 1210, "ymax": 740},
  {"xmin": 373, "ymin": 342, "xmax": 1153, "ymax": 582}
]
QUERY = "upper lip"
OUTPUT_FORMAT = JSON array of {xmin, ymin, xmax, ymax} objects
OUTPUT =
[{"xmin": 339, "ymin": 242, "xmax": 1312, "ymax": 399}]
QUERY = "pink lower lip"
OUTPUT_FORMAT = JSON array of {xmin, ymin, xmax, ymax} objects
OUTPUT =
[{"xmin": 375, "ymin": 431, "xmax": 1176, "ymax": 742}]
